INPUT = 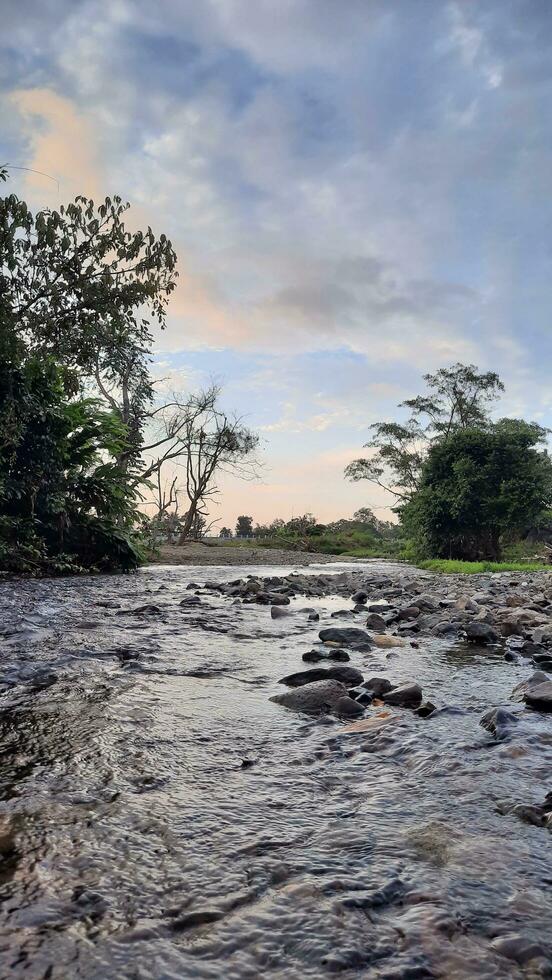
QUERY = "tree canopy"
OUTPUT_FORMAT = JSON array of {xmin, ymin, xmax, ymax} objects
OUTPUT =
[{"xmin": 401, "ymin": 420, "xmax": 552, "ymax": 560}]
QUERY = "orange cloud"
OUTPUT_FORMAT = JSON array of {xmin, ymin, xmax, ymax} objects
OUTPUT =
[{"xmin": 10, "ymin": 88, "xmax": 104, "ymax": 202}]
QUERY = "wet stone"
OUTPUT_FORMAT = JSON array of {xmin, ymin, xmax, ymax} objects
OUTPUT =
[{"xmin": 381, "ymin": 683, "xmax": 423, "ymax": 709}]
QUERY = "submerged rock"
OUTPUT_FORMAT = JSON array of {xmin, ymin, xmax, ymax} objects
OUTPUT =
[
  {"xmin": 480, "ymin": 707, "xmax": 519, "ymax": 737},
  {"xmin": 416, "ymin": 701, "xmax": 437, "ymax": 718},
  {"xmin": 271, "ymin": 606, "xmax": 291, "ymax": 619}
]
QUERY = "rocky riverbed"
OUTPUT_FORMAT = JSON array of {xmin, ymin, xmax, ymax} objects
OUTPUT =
[{"xmin": 0, "ymin": 560, "xmax": 552, "ymax": 977}]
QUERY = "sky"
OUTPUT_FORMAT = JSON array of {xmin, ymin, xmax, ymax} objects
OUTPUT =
[{"xmin": 2, "ymin": 0, "xmax": 552, "ymax": 529}]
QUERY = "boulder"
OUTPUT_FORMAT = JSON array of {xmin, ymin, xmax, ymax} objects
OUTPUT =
[
  {"xmin": 351, "ymin": 591, "xmax": 368, "ymax": 604},
  {"xmin": 318, "ymin": 627, "xmax": 373, "ymax": 651},
  {"xmin": 381, "ymin": 683, "xmax": 423, "ymax": 708},
  {"xmin": 270, "ymin": 679, "xmax": 348, "ymax": 714}
]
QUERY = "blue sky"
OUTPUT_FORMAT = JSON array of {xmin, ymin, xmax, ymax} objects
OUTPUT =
[{"xmin": 2, "ymin": 0, "xmax": 552, "ymax": 525}]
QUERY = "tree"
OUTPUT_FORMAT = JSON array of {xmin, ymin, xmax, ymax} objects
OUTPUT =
[
  {"xmin": 402, "ymin": 420, "xmax": 552, "ymax": 560},
  {"xmin": 346, "ymin": 363, "xmax": 504, "ymax": 503},
  {"xmin": 139, "ymin": 387, "xmax": 258, "ymax": 543},
  {"xmin": 219, "ymin": 527, "xmax": 233, "ymax": 539},
  {"xmin": 236, "ymin": 515, "xmax": 253, "ymax": 537},
  {"xmin": 1, "ymin": 182, "xmax": 178, "ymax": 471},
  {"xmin": 0, "ymin": 356, "xmax": 141, "ymax": 572},
  {"xmin": 0, "ymin": 169, "xmax": 177, "ymax": 572}
]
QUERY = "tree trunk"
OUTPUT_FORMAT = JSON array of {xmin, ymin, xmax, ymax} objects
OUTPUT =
[{"xmin": 177, "ymin": 499, "xmax": 198, "ymax": 544}]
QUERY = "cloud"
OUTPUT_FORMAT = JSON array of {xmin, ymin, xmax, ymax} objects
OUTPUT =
[{"xmin": 3, "ymin": 0, "xmax": 552, "ymax": 522}]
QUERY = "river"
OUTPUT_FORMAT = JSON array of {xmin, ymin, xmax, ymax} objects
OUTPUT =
[{"xmin": 0, "ymin": 561, "xmax": 550, "ymax": 978}]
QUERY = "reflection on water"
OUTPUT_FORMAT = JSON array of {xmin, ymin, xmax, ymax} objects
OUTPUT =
[{"xmin": 0, "ymin": 563, "xmax": 550, "ymax": 978}]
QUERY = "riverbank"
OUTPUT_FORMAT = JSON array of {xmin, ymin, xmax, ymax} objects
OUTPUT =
[{"xmin": 149, "ymin": 541, "xmax": 364, "ymax": 566}]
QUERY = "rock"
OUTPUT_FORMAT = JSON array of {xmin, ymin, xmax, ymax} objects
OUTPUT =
[
  {"xmin": 308, "ymin": 612, "xmax": 320, "ymax": 622},
  {"xmin": 524, "ymin": 681, "xmax": 552, "ymax": 712},
  {"xmin": 335, "ymin": 696, "xmax": 365, "ymax": 718},
  {"xmin": 327, "ymin": 649, "xmax": 351, "ymax": 662},
  {"xmin": 491, "ymin": 934, "xmax": 548, "ymax": 966},
  {"xmin": 432, "ymin": 621, "xmax": 458, "ymax": 636},
  {"xmin": 271, "ymin": 606, "xmax": 291, "ymax": 619},
  {"xmin": 381, "ymin": 683, "xmax": 423, "ymax": 709},
  {"xmin": 270, "ymin": 679, "xmax": 348, "ymax": 714},
  {"xmin": 397, "ymin": 619, "xmax": 420, "ymax": 634},
  {"xmin": 302, "ymin": 648, "xmax": 350, "ymax": 663},
  {"xmin": 416, "ymin": 701, "xmax": 437, "ymax": 718},
  {"xmin": 318, "ymin": 628, "xmax": 373, "ymax": 651},
  {"xmin": 398, "ymin": 606, "xmax": 420, "ymax": 620},
  {"xmin": 362, "ymin": 677, "xmax": 393, "ymax": 697},
  {"xmin": 118, "ymin": 603, "xmax": 162, "ymax": 616},
  {"xmin": 413, "ymin": 594, "xmax": 439, "ymax": 611},
  {"xmin": 512, "ymin": 670, "xmax": 550, "ymax": 698},
  {"xmin": 463, "ymin": 622, "xmax": 498, "ymax": 644},
  {"xmin": 351, "ymin": 591, "xmax": 368, "ymax": 604},
  {"xmin": 279, "ymin": 668, "xmax": 329, "ymax": 687},
  {"xmin": 480, "ymin": 707, "xmax": 519, "ymax": 737},
  {"xmin": 370, "ymin": 634, "xmax": 407, "ymax": 648},
  {"xmin": 454, "ymin": 596, "xmax": 479, "ymax": 612},
  {"xmin": 326, "ymin": 665, "xmax": 364, "ymax": 686},
  {"xmin": 179, "ymin": 596, "xmax": 202, "ymax": 606},
  {"xmin": 302, "ymin": 649, "xmax": 325, "ymax": 663},
  {"xmin": 365, "ymin": 613, "xmax": 386, "ymax": 631},
  {"xmin": 348, "ymin": 687, "xmax": 373, "ymax": 705},
  {"xmin": 0, "ymin": 816, "xmax": 16, "ymax": 856},
  {"xmin": 261, "ymin": 593, "xmax": 290, "ymax": 606},
  {"xmin": 510, "ymin": 804, "xmax": 545, "ymax": 827}
]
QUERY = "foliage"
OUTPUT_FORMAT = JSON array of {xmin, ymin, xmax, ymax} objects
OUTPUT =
[
  {"xmin": 417, "ymin": 559, "xmax": 548, "ymax": 574},
  {"xmin": 402, "ymin": 420, "xmax": 552, "ymax": 561},
  {"xmin": 346, "ymin": 363, "xmax": 504, "ymax": 502},
  {"xmin": 0, "ymin": 170, "xmax": 177, "ymax": 574},
  {"xmin": 0, "ymin": 353, "xmax": 142, "ymax": 573},
  {"xmin": 236, "ymin": 515, "xmax": 254, "ymax": 537}
]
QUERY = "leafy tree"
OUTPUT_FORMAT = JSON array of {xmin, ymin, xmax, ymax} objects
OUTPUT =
[
  {"xmin": 346, "ymin": 363, "xmax": 504, "ymax": 502},
  {"xmin": 0, "ymin": 355, "xmax": 141, "ymax": 572},
  {"xmin": 402, "ymin": 420, "xmax": 552, "ymax": 560},
  {"xmin": 1, "ymin": 181, "xmax": 177, "ymax": 470},
  {"xmin": 219, "ymin": 527, "xmax": 233, "ymax": 539},
  {"xmin": 0, "ymin": 168, "xmax": 177, "ymax": 572},
  {"xmin": 236, "ymin": 515, "xmax": 253, "ymax": 537}
]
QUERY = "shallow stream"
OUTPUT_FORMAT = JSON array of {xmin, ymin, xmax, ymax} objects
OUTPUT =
[{"xmin": 0, "ymin": 562, "xmax": 551, "ymax": 978}]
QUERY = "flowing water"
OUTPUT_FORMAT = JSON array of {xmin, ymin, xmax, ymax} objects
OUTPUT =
[{"xmin": 0, "ymin": 562, "xmax": 551, "ymax": 979}]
